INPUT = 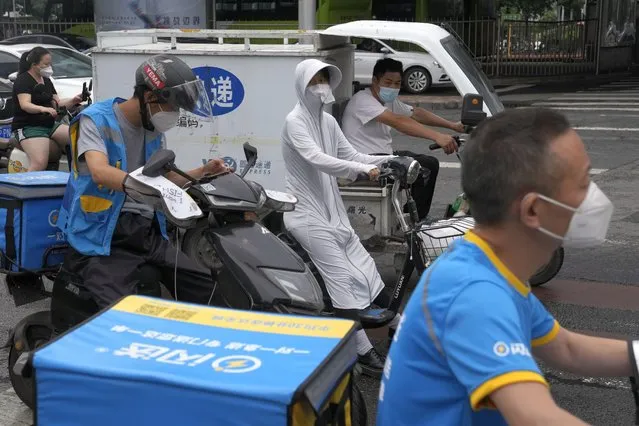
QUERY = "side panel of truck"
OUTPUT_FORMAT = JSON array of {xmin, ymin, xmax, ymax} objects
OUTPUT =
[{"xmin": 93, "ymin": 45, "xmax": 353, "ymax": 192}]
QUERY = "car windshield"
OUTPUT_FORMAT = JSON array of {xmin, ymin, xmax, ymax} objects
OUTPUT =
[
  {"xmin": 57, "ymin": 35, "xmax": 96, "ymax": 51},
  {"xmin": 17, "ymin": 47, "xmax": 92, "ymax": 79},
  {"xmin": 439, "ymin": 35, "xmax": 504, "ymax": 116}
]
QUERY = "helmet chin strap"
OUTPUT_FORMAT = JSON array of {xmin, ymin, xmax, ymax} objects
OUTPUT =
[{"xmin": 135, "ymin": 86, "xmax": 155, "ymax": 131}]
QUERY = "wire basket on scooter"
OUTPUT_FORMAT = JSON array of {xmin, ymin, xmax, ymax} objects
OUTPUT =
[{"xmin": 417, "ymin": 217, "xmax": 475, "ymax": 261}]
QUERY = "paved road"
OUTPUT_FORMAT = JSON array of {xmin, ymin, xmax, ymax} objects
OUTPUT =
[{"xmin": 2, "ymin": 79, "xmax": 639, "ymax": 425}]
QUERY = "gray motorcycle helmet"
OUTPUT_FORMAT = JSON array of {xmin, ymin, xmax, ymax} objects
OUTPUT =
[{"xmin": 134, "ymin": 54, "xmax": 212, "ymax": 131}]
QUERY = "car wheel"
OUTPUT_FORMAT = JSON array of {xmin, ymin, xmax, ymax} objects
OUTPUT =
[{"xmin": 403, "ymin": 67, "xmax": 432, "ymax": 94}]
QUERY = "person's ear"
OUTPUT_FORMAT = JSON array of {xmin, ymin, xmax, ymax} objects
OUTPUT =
[{"xmin": 519, "ymin": 193, "xmax": 543, "ymax": 229}]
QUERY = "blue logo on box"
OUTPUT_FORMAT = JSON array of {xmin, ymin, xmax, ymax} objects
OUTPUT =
[
  {"xmin": 48, "ymin": 209, "xmax": 59, "ymax": 227},
  {"xmin": 0, "ymin": 125, "xmax": 11, "ymax": 139},
  {"xmin": 192, "ymin": 66, "xmax": 245, "ymax": 117},
  {"xmin": 222, "ymin": 156, "xmax": 237, "ymax": 171}
]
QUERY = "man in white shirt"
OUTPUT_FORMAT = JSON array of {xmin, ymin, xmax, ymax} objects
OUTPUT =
[{"xmin": 342, "ymin": 58, "xmax": 464, "ymax": 221}]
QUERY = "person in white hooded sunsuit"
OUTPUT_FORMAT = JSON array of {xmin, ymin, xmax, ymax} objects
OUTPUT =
[{"xmin": 281, "ymin": 58, "xmax": 401, "ymax": 378}]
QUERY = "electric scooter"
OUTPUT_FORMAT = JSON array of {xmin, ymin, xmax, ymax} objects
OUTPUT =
[
  {"xmin": 6, "ymin": 143, "xmax": 386, "ymax": 425},
  {"xmin": 431, "ymin": 94, "xmax": 564, "ymax": 287}
]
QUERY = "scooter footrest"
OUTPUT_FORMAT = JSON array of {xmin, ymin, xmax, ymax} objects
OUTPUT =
[{"xmin": 358, "ymin": 307, "xmax": 395, "ymax": 329}]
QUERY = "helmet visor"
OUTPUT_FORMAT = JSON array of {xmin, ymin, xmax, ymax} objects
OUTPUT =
[{"xmin": 159, "ymin": 79, "xmax": 212, "ymax": 119}]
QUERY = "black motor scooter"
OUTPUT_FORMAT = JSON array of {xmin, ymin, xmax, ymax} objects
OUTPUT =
[{"xmin": 6, "ymin": 143, "xmax": 397, "ymax": 425}]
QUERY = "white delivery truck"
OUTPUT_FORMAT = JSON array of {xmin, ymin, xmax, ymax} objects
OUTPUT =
[{"xmin": 92, "ymin": 28, "xmax": 356, "ymax": 190}]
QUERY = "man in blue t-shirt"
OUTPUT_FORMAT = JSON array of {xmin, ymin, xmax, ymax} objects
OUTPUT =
[{"xmin": 377, "ymin": 108, "xmax": 639, "ymax": 425}]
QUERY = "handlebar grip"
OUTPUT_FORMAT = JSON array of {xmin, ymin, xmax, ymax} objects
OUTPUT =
[
  {"xmin": 355, "ymin": 172, "xmax": 370, "ymax": 182},
  {"xmin": 431, "ymin": 136, "xmax": 464, "ymax": 151}
]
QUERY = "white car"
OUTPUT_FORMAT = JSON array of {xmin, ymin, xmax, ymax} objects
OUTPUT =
[
  {"xmin": 0, "ymin": 43, "xmax": 92, "ymax": 101},
  {"xmin": 353, "ymin": 37, "xmax": 451, "ymax": 94}
]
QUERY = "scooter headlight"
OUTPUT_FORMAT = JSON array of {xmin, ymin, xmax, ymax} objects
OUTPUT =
[
  {"xmin": 260, "ymin": 267, "xmax": 324, "ymax": 311},
  {"xmin": 263, "ymin": 189, "xmax": 298, "ymax": 212},
  {"xmin": 406, "ymin": 160, "xmax": 421, "ymax": 185}
]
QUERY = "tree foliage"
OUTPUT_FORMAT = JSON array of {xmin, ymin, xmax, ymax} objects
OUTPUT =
[{"xmin": 498, "ymin": 0, "xmax": 555, "ymax": 20}]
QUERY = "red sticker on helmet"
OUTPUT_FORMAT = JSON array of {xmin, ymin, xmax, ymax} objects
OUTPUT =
[{"xmin": 144, "ymin": 65, "xmax": 165, "ymax": 89}]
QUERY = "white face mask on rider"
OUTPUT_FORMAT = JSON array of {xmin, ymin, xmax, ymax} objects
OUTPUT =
[
  {"xmin": 536, "ymin": 181, "xmax": 614, "ymax": 248},
  {"xmin": 40, "ymin": 66, "xmax": 53, "ymax": 78},
  {"xmin": 148, "ymin": 104, "xmax": 179, "ymax": 133},
  {"xmin": 307, "ymin": 84, "xmax": 335, "ymax": 105}
]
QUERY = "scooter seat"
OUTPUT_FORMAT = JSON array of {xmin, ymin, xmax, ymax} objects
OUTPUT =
[{"xmin": 358, "ymin": 307, "xmax": 396, "ymax": 329}]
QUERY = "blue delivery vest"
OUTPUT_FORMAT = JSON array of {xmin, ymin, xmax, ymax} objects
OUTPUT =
[{"xmin": 57, "ymin": 98, "xmax": 167, "ymax": 256}]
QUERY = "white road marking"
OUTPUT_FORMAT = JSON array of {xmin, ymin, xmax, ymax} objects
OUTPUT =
[
  {"xmin": 574, "ymin": 126, "xmax": 639, "ymax": 131},
  {"xmin": 548, "ymin": 96, "xmax": 639, "ymax": 100},
  {"xmin": 554, "ymin": 91, "xmax": 639, "ymax": 95},
  {"xmin": 540, "ymin": 107, "xmax": 639, "ymax": 112},
  {"xmin": 583, "ymin": 89, "xmax": 639, "ymax": 93},
  {"xmin": 534, "ymin": 102, "xmax": 639, "ymax": 106},
  {"xmin": 547, "ymin": 370, "xmax": 631, "ymax": 390},
  {"xmin": 439, "ymin": 162, "xmax": 460, "ymax": 169},
  {"xmin": 496, "ymin": 84, "xmax": 535, "ymax": 94}
]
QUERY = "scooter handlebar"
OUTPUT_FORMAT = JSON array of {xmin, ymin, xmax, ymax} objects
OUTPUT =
[
  {"xmin": 429, "ymin": 135, "xmax": 465, "ymax": 151},
  {"xmin": 355, "ymin": 172, "xmax": 371, "ymax": 182}
]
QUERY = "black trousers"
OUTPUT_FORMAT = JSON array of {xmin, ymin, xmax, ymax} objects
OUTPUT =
[
  {"xmin": 375, "ymin": 150, "xmax": 440, "ymax": 220},
  {"xmin": 62, "ymin": 212, "xmax": 215, "ymax": 309}
]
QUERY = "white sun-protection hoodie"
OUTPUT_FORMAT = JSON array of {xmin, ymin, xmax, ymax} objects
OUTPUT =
[{"xmin": 281, "ymin": 58, "xmax": 395, "ymax": 310}]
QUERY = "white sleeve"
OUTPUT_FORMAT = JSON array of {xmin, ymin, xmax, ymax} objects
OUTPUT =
[
  {"xmin": 334, "ymin": 119, "xmax": 395, "ymax": 166},
  {"xmin": 283, "ymin": 117, "xmax": 375, "ymax": 180},
  {"xmin": 77, "ymin": 116, "xmax": 107, "ymax": 159},
  {"xmin": 391, "ymin": 99, "xmax": 414, "ymax": 117},
  {"xmin": 351, "ymin": 93, "xmax": 388, "ymax": 125}
]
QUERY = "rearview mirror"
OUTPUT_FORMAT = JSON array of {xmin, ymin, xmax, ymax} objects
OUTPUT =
[
  {"xmin": 460, "ymin": 94, "xmax": 487, "ymax": 127},
  {"xmin": 241, "ymin": 142, "xmax": 258, "ymax": 178},
  {"xmin": 143, "ymin": 149, "xmax": 176, "ymax": 177},
  {"xmin": 8, "ymin": 72, "xmax": 17, "ymax": 82},
  {"xmin": 380, "ymin": 47, "xmax": 391, "ymax": 54}
]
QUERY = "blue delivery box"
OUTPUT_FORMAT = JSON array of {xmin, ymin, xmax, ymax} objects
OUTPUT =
[
  {"xmin": 0, "ymin": 171, "xmax": 69, "ymax": 272},
  {"xmin": 31, "ymin": 295, "xmax": 359, "ymax": 426}
]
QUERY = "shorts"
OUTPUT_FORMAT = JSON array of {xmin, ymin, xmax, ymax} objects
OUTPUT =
[{"xmin": 12, "ymin": 122, "xmax": 63, "ymax": 142}]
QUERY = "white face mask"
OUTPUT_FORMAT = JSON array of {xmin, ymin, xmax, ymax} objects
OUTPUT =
[
  {"xmin": 40, "ymin": 66, "xmax": 53, "ymax": 78},
  {"xmin": 148, "ymin": 104, "xmax": 179, "ymax": 133},
  {"xmin": 536, "ymin": 182, "xmax": 614, "ymax": 248},
  {"xmin": 308, "ymin": 83, "xmax": 335, "ymax": 105}
]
